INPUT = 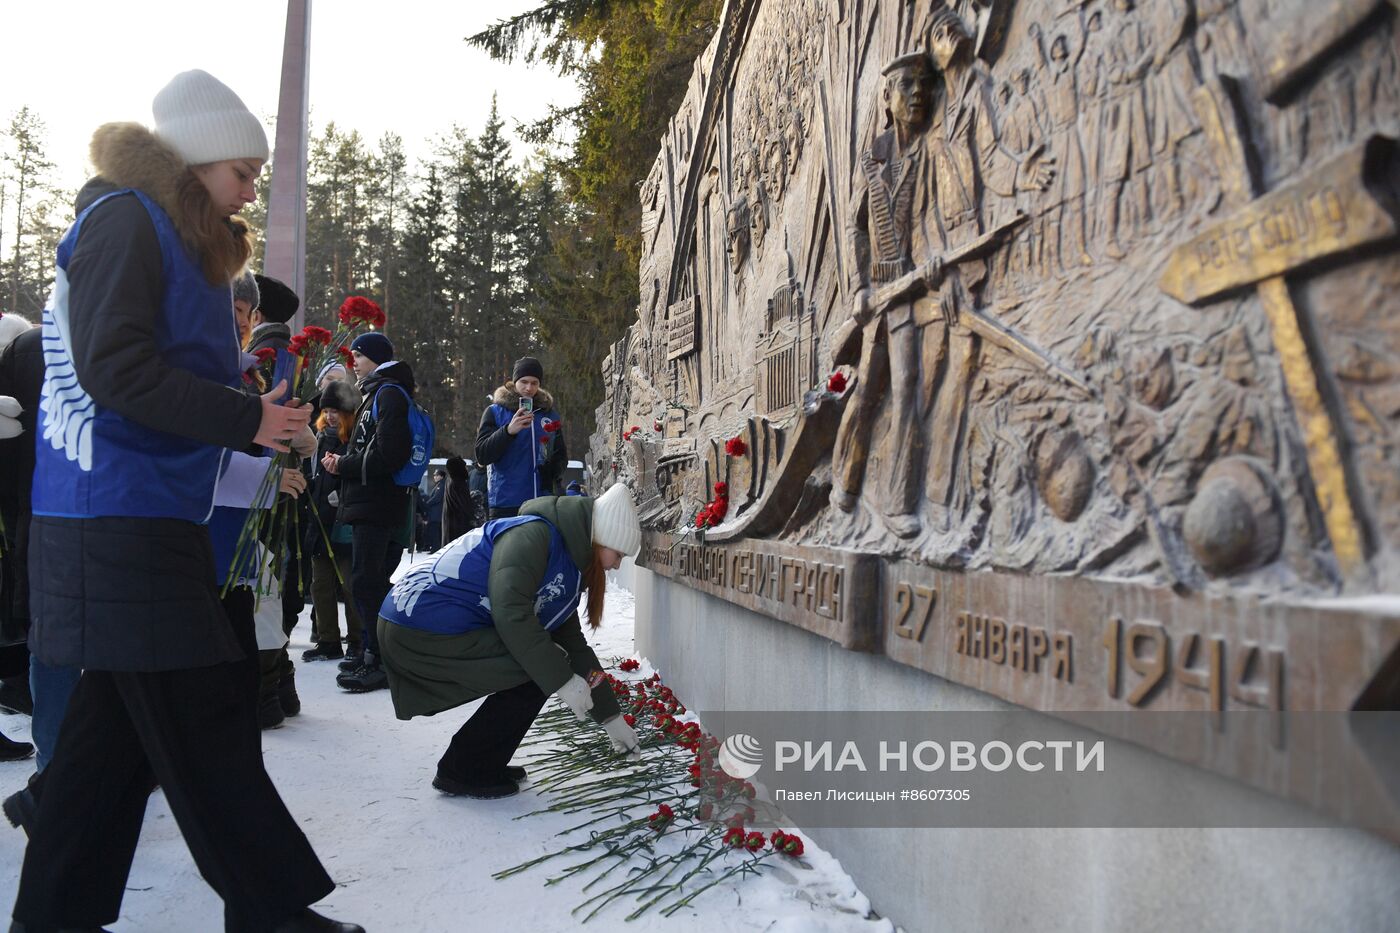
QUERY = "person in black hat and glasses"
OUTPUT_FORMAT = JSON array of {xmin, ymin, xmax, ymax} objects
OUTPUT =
[
  {"xmin": 475, "ymin": 356, "xmax": 567, "ymax": 520},
  {"xmin": 323, "ymin": 330, "xmax": 417, "ymax": 694}
]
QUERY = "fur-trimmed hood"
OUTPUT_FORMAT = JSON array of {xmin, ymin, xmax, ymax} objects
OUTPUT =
[
  {"xmin": 87, "ymin": 123, "xmax": 189, "ymax": 233},
  {"xmin": 81, "ymin": 122, "xmax": 252, "ymax": 283},
  {"xmin": 492, "ymin": 384, "xmax": 556, "ymax": 412}
]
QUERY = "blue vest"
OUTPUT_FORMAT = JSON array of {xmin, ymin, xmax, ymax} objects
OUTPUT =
[
  {"xmin": 208, "ymin": 505, "xmax": 256, "ymax": 587},
  {"xmin": 380, "ymin": 515, "xmax": 581, "ymax": 635},
  {"xmin": 486, "ymin": 403, "xmax": 559, "ymax": 509},
  {"xmin": 33, "ymin": 189, "xmax": 241, "ymax": 522}
]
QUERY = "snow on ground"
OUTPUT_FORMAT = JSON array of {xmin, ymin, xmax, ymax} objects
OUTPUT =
[{"xmin": 0, "ymin": 553, "xmax": 892, "ymax": 932}]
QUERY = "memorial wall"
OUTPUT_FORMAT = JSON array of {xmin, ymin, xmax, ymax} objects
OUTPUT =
[{"xmin": 592, "ymin": 0, "xmax": 1400, "ymax": 844}]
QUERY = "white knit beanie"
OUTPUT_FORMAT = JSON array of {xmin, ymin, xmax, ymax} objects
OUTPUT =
[
  {"xmin": 152, "ymin": 70, "xmax": 269, "ymax": 166},
  {"xmin": 592, "ymin": 483, "xmax": 641, "ymax": 557}
]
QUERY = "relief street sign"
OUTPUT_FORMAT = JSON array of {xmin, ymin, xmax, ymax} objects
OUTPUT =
[
  {"xmin": 1159, "ymin": 136, "xmax": 1400, "ymax": 303},
  {"xmin": 1159, "ymin": 137, "xmax": 1400, "ymax": 306}
]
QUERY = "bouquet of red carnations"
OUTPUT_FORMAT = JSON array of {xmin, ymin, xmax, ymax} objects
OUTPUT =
[{"xmin": 222, "ymin": 296, "xmax": 386, "ymax": 597}]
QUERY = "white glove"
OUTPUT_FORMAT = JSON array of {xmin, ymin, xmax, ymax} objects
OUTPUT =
[
  {"xmin": 603, "ymin": 715, "xmax": 641, "ymax": 761},
  {"xmin": 556, "ymin": 674, "xmax": 595, "ymax": 722},
  {"xmin": 290, "ymin": 425, "xmax": 318, "ymax": 458},
  {"xmin": 0, "ymin": 396, "xmax": 21, "ymax": 440}
]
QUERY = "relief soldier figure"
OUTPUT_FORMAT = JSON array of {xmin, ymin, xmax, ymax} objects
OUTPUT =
[
  {"xmin": 831, "ymin": 52, "xmax": 939, "ymax": 538},
  {"xmin": 1101, "ymin": 0, "xmax": 1154, "ymax": 258}
]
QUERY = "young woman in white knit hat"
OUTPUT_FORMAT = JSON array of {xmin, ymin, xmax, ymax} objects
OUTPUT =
[
  {"xmin": 377, "ymin": 483, "xmax": 643, "ymax": 799},
  {"xmin": 12, "ymin": 70, "xmax": 361, "ymax": 933}
]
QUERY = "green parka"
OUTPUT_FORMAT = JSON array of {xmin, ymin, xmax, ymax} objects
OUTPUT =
[{"xmin": 377, "ymin": 495, "xmax": 623, "ymax": 723}]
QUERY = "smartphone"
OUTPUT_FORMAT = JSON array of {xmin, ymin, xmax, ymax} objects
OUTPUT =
[{"xmin": 518, "ymin": 397, "xmax": 534, "ymax": 414}]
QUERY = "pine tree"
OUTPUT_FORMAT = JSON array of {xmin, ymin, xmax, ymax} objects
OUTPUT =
[{"xmin": 4, "ymin": 107, "xmax": 57, "ymax": 315}]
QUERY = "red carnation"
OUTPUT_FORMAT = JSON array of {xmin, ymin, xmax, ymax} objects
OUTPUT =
[
  {"xmin": 725, "ymin": 436, "xmax": 748, "ymax": 457},
  {"xmin": 696, "ymin": 802, "xmax": 714, "ymax": 821},
  {"xmin": 253, "ymin": 347, "xmax": 277, "ymax": 365},
  {"xmin": 623, "ymin": 713, "xmax": 636, "ymax": 728},
  {"xmin": 771, "ymin": 830, "xmax": 804, "ymax": 856},
  {"xmin": 744, "ymin": 831, "xmax": 765, "ymax": 851},
  {"xmin": 301, "ymin": 325, "xmax": 332, "ymax": 345},
  {"xmin": 827, "ymin": 371, "xmax": 847, "ymax": 394},
  {"xmin": 336, "ymin": 345, "xmax": 353, "ymax": 368},
  {"xmin": 287, "ymin": 334, "xmax": 310, "ymax": 357},
  {"xmin": 722, "ymin": 827, "xmax": 746, "ymax": 847},
  {"xmin": 619, "ymin": 658, "xmax": 640, "ymax": 672},
  {"xmin": 708, "ymin": 498, "xmax": 728, "ymax": 522},
  {"xmin": 338, "ymin": 295, "xmax": 385, "ymax": 328},
  {"xmin": 648, "ymin": 803, "xmax": 675, "ymax": 829},
  {"xmin": 543, "ymin": 419, "xmax": 562, "ymax": 433},
  {"xmin": 713, "ymin": 481, "xmax": 728, "ymax": 497}
]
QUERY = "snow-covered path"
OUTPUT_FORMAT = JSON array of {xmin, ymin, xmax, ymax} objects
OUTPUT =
[{"xmin": 0, "ymin": 556, "xmax": 891, "ymax": 932}]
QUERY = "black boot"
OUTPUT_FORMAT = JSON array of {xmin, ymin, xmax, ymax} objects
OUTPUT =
[
  {"xmin": 432, "ymin": 769, "xmax": 518, "ymax": 799},
  {"xmin": 337, "ymin": 645, "xmax": 365, "ymax": 672},
  {"xmin": 0, "ymin": 678, "xmax": 33, "ymax": 716},
  {"xmin": 0, "ymin": 731, "xmax": 34, "ymax": 762},
  {"xmin": 270, "ymin": 908, "xmax": 365, "ymax": 933},
  {"xmin": 3, "ymin": 769, "xmax": 42, "ymax": 835},
  {"xmin": 301, "ymin": 642, "xmax": 344, "ymax": 662},
  {"xmin": 258, "ymin": 692, "xmax": 286, "ymax": 730},
  {"xmin": 278, "ymin": 673, "xmax": 301, "ymax": 717}
]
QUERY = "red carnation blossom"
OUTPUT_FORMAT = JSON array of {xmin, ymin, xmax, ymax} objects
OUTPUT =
[
  {"xmin": 287, "ymin": 334, "xmax": 310, "ymax": 356},
  {"xmin": 253, "ymin": 347, "xmax": 277, "ymax": 365},
  {"xmin": 619, "ymin": 658, "xmax": 640, "ymax": 672},
  {"xmin": 827, "ymin": 371, "xmax": 847, "ymax": 394},
  {"xmin": 722, "ymin": 827, "xmax": 746, "ymax": 847},
  {"xmin": 336, "ymin": 345, "xmax": 353, "ymax": 367},
  {"xmin": 744, "ymin": 831, "xmax": 765, "ymax": 851},
  {"xmin": 623, "ymin": 713, "xmax": 636, "ymax": 728},
  {"xmin": 648, "ymin": 803, "xmax": 675, "ymax": 829},
  {"xmin": 542, "ymin": 419, "xmax": 562, "ymax": 433},
  {"xmin": 724, "ymin": 436, "xmax": 748, "ymax": 457},
  {"xmin": 708, "ymin": 498, "xmax": 728, "ymax": 522},
  {"xmin": 338, "ymin": 295, "xmax": 385, "ymax": 328},
  {"xmin": 696, "ymin": 802, "xmax": 714, "ymax": 821},
  {"xmin": 301, "ymin": 325, "xmax": 332, "ymax": 345},
  {"xmin": 713, "ymin": 481, "xmax": 728, "ymax": 497},
  {"xmin": 771, "ymin": 830, "xmax": 804, "ymax": 856}
]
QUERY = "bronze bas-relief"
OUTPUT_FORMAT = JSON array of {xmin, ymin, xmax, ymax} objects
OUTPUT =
[{"xmin": 592, "ymin": 0, "xmax": 1400, "ymax": 838}]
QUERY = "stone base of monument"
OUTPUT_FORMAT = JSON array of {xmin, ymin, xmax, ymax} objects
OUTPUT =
[{"xmin": 631, "ymin": 567, "xmax": 1400, "ymax": 933}]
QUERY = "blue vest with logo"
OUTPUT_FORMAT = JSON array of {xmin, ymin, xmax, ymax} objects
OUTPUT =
[
  {"xmin": 380, "ymin": 515, "xmax": 581, "ymax": 635},
  {"xmin": 486, "ymin": 403, "xmax": 558, "ymax": 509},
  {"xmin": 33, "ymin": 189, "xmax": 241, "ymax": 522}
]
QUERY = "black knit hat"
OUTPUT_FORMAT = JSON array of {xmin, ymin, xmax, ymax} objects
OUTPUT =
[
  {"xmin": 512, "ymin": 356, "xmax": 544, "ymax": 382},
  {"xmin": 253, "ymin": 274, "xmax": 300, "ymax": 323},
  {"xmin": 320, "ymin": 378, "xmax": 362, "ymax": 413}
]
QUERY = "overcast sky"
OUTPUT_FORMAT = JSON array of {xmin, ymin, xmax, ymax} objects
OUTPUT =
[{"xmin": 0, "ymin": 0, "xmax": 580, "ymax": 194}]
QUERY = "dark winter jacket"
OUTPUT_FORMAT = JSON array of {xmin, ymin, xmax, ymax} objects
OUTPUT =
[
  {"xmin": 441, "ymin": 457, "xmax": 476, "ymax": 546},
  {"xmin": 378, "ymin": 495, "xmax": 621, "ymax": 724},
  {"xmin": 474, "ymin": 385, "xmax": 567, "ymax": 509},
  {"xmin": 418, "ymin": 482, "xmax": 444, "ymax": 523},
  {"xmin": 306, "ymin": 426, "xmax": 351, "ymax": 559},
  {"xmin": 0, "ymin": 326, "xmax": 41, "ymax": 645},
  {"xmin": 336, "ymin": 360, "xmax": 416, "ymax": 528},
  {"xmin": 247, "ymin": 322, "xmax": 296, "ymax": 407},
  {"xmin": 27, "ymin": 124, "xmax": 260, "ymax": 672}
]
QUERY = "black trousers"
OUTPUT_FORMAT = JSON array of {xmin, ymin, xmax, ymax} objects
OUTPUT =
[
  {"xmin": 350, "ymin": 523, "xmax": 402, "ymax": 658},
  {"xmin": 12, "ymin": 604, "xmax": 333, "ymax": 932},
  {"xmin": 439, "ymin": 679, "xmax": 548, "ymax": 782}
]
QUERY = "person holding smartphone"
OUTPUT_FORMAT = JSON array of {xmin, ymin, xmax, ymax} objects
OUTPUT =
[{"xmin": 474, "ymin": 357, "xmax": 567, "ymax": 519}]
